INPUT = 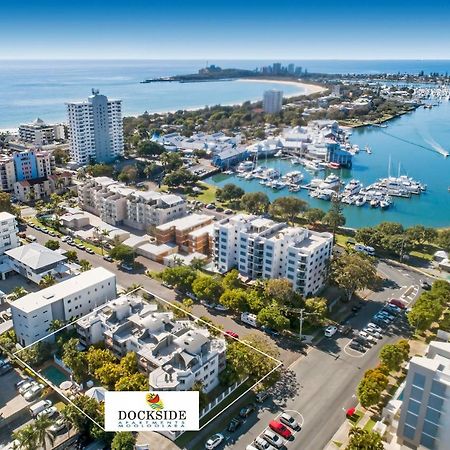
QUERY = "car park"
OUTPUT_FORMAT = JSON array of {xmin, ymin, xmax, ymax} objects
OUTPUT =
[
  {"xmin": 227, "ymin": 416, "xmax": 244, "ymax": 432},
  {"xmin": 205, "ymin": 433, "xmax": 224, "ymax": 449},
  {"xmin": 279, "ymin": 412, "xmax": 300, "ymax": 430},
  {"xmin": 255, "ymin": 391, "xmax": 270, "ymax": 403},
  {"xmin": 340, "ymin": 324, "xmax": 353, "ymax": 336},
  {"xmin": 253, "ymin": 437, "xmax": 276, "ymax": 450},
  {"xmin": 389, "ymin": 299, "xmax": 407, "ymax": 310},
  {"xmin": 239, "ymin": 403, "xmax": 256, "ymax": 418},
  {"xmin": 373, "ymin": 317, "xmax": 390, "ymax": 327},
  {"xmin": 349, "ymin": 341, "xmax": 365, "ymax": 352},
  {"xmin": 269, "ymin": 420, "xmax": 292, "ymax": 439},
  {"xmin": 385, "ymin": 304, "xmax": 401, "ymax": 314},
  {"xmin": 263, "ymin": 430, "xmax": 284, "ymax": 448},
  {"xmin": 353, "ymin": 336, "xmax": 371, "ymax": 347},
  {"xmin": 0, "ymin": 362, "xmax": 13, "ymax": 375},
  {"xmin": 324, "ymin": 325, "xmax": 338, "ymax": 337}
]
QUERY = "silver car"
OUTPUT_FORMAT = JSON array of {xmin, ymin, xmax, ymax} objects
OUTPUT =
[{"xmin": 363, "ymin": 327, "xmax": 382, "ymax": 339}]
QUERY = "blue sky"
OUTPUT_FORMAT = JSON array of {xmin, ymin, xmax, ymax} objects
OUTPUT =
[{"xmin": 2, "ymin": 0, "xmax": 450, "ymax": 59}]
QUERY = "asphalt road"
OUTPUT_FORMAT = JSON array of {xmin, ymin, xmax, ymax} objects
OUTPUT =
[{"xmin": 21, "ymin": 225, "xmax": 430, "ymax": 450}]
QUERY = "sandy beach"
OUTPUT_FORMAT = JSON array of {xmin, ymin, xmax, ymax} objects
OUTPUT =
[{"xmin": 237, "ymin": 78, "xmax": 326, "ymax": 96}]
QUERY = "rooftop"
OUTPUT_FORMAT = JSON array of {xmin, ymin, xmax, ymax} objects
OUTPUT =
[
  {"xmin": 11, "ymin": 267, "xmax": 116, "ymax": 313},
  {"xmin": 0, "ymin": 212, "xmax": 16, "ymax": 222},
  {"xmin": 5, "ymin": 243, "xmax": 67, "ymax": 270},
  {"xmin": 156, "ymin": 213, "xmax": 211, "ymax": 232}
]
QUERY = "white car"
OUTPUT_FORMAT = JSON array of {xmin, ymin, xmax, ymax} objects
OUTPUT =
[
  {"xmin": 49, "ymin": 417, "xmax": 67, "ymax": 433},
  {"xmin": 205, "ymin": 433, "xmax": 224, "ymax": 449},
  {"xmin": 253, "ymin": 437, "xmax": 277, "ymax": 450},
  {"xmin": 19, "ymin": 381, "xmax": 36, "ymax": 395},
  {"xmin": 324, "ymin": 325, "xmax": 338, "ymax": 337},
  {"xmin": 37, "ymin": 406, "xmax": 58, "ymax": 419},
  {"xmin": 280, "ymin": 412, "xmax": 300, "ymax": 430},
  {"xmin": 23, "ymin": 384, "xmax": 44, "ymax": 401},
  {"xmin": 363, "ymin": 327, "xmax": 382, "ymax": 340},
  {"xmin": 263, "ymin": 430, "xmax": 283, "ymax": 448},
  {"xmin": 214, "ymin": 304, "xmax": 230, "ymax": 312},
  {"xmin": 367, "ymin": 323, "xmax": 382, "ymax": 334},
  {"xmin": 359, "ymin": 331, "xmax": 376, "ymax": 343}
]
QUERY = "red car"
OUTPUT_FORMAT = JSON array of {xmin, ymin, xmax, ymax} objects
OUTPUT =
[
  {"xmin": 225, "ymin": 330, "xmax": 239, "ymax": 339},
  {"xmin": 269, "ymin": 420, "xmax": 292, "ymax": 439},
  {"xmin": 389, "ymin": 299, "xmax": 407, "ymax": 310}
]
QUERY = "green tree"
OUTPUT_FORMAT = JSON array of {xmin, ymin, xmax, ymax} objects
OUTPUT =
[
  {"xmin": 323, "ymin": 197, "xmax": 346, "ymax": 236},
  {"xmin": 161, "ymin": 152, "xmax": 183, "ymax": 172},
  {"xmin": 436, "ymin": 229, "xmax": 450, "ymax": 252},
  {"xmin": 111, "ymin": 432, "xmax": 136, "ymax": 450},
  {"xmin": 269, "ymin": 196, "xmax": 308, "ymax": 224},
  {"xmin": 12, "ymin": 423, "xmax": 39, "ymax": 450},
  {"xmin": 304, "ymin": 297, "xmax": 328, "ymax": 325},
  {"xmin": 240, "ymin": 192, "xmax": 270, "ymax": 214},
  {"xmin": 11, "ymin": 286, "xmax": 28, "ymax": 300},
  {"xmin": 345, "ymin": 427, "xmax": 384, "ymax": 450},
  {"xmin": 62, "ymin": 338, "xmax": 89, "ymax": 383},
  {"xmin": 95, "ymin": 362, "xmax": 123, "ymax": 390},
  {"xmin": 257, "ymin": 305, "xmax": 290, "ymax": 331},
  {"xmin": 164, "ymin": 167, "xmax": 197, "ymax": 187},
  {"xmin": 406, "ymin": 225, "xmax": 438, "ymax": 246},
  {"xmin": 379, "ymin": 343, "xmax": 406, "ymax": 372},
  {"xmin": 190, "ymin": 257, "xmax": 206, "ymax": 271},
  {"xmin": 376, "ymin": 221, "xmax": 404, "ymax": 236},
  {"xmin": 219, "ymin": 288, "xmax": 249, "ymax": 311},
  {"xmin": 331, "ymin": 253, "xmax": 377, "ymax": 302},
  {"xmin": 304, "ymin": 208, "xmax": 326, "ymax": 225},
  {"xmin": 265, "ymin": 278, "xmax": 297, "ymax": 306},
  {"xmin": 355, "ymin": 227, "xmax": 382, "ymax": 248},
  {"xmin": 39, "ymin": 274, "xmax": 56, "ymax": 288},
  {"xmin": 118, "ymin": 165, "xmax": 138, "ymax": 184},
  {"xmin": 0, "ymin": 191, "xmax": 15, "ymax": 214},
  {"xmin": 33, "ymin": 415, "xmax": 55, "ymax": 450},
  {"xmin": 86, "ymin": 347, "xmax": 117, "ymax": 374},
  {"xmin": 192, "ymin": 275, "xmax": 223, "ymax": 302},
  {"xmin": 79, "ymin": 259, "xmax": 92, "ymax": 272},
  {"xmin": 356, "ymin": 367, "xmax": 388, "ymax": 408},
  {"xmin": 193, "ymin": 381, "xmax": 209, "ymax": 410},
  {"xmin": 44, "ymin": 239, "xmax": 60, "ymax": 250},
  {"xmin": 407, "ymin": 291, "xmax": 443, "ymax": 332},
  {"xmin": 0, "ymin": 330, "xmax": 17, "ymax": 353},
  {"xmin": 136, "ymin": 141, "xmax": 165, "ymax": 158},
  {"xmin": 65, "ymin": 250, "xmax": 78, "ymax": 263},
  {"xmin": 119, "ymin": 351, "xmax": 139, "ymax": 375},
  {"xmin": 115, "ymin": 372, "xmax": 149, "ymax": 391},
  {"xmin": 161, "ymin": 265, "xmax": 197, "ymax": 292},
  {"xmin": 216, "ymin": 183, "xmax": 245, "ymax": 202},
  {"xmin": 86, "ymin": 163, "xmax": 114, "ymax": 177},
  {"xmin": 109, "ymin": 244, "xmax": 135, "ymax": 264},
  {"xmin": 222, "ymin": 269, "xmax": 242, "ymax": 290}
]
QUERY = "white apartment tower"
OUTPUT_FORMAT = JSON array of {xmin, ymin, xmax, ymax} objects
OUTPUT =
[
  {"xmin": 66, "ymin": 90, "xmax": 124, "ymax": 166},
  {"xmin": 213, "ymin": 215, "xmax": 333, "ymax": 296},
  {"xmin": 263, "ymin": 90, "xmax": 283, "ymax": 114},
  {"xmin": 0, "ymin": 212, "xmax": 19, "ymax": 256}
]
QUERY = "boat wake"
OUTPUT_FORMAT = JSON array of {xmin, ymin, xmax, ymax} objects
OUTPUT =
[{"xmin": 423, "ymin": 136, "xmax": 450, "ymax": 158}]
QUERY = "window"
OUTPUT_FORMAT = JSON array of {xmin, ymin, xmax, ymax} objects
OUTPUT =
[
  {"xmin": 413, "ymin": 373, "xmax": 426, "ymax": 389},
  {"xmin": 431, "ymin": 380, "xmax": 446, "ymax": 398},
  {"xmin": 410, "ymin": 386, "xmax": 424, "ymax": 402},
  {"xmin": 403, "ymin": 424, "xmax": 415, "ymax": 440},
  {"xmin": 405, "ymin": 412, "xmax": 418, "ymax": 428},
  {"xmin": 425, "ymin": 407, "xmax": 441, "ymax": 424},
  {"xmin": 420, "ymin": 434, "xmax": 436, "ymax": 449},
  {"xmin": 428, "ymin": 393, "xmax": 444, "ymax": 411}
]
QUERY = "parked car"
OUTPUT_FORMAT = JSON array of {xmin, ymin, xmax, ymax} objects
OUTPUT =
[
  {"xmin": 359, "ymin": 331, "xmax": 377, "ymax": 344},
  {"xmin": 18, "ymin": 381, "xmax": 36, "ymax": 395},
  {"xmin": 239, "ymin": 403, "xmax": 256, "ymax": 418},
  {"xmin": 366, "ymin": 323, "xmax": 382, "ymax": 334},
  {"xmin": 103, "ymin": 255, "xmax": 113, "ymax": 262},
  {"xmin": 24, "ymin": 384, "xmax": 44, "ymax": 401},
  {"xmin": 30, "ymin": 399, "xmax": 52, "ymax": 417},
  {"xmin": 15, "ymin": 377, "xmax": 33, "ymax": 389},
  {"xmin": 353, "ymin": 336, "xmax": 371, "ymax": 347},
  {"xmin": 420, "ymin": 279, "xmax": 431, "ymax": 290},
  {"xmin": 225, "ymin": 330, "xmax": 239, "ymax": 339},
  {"xmin": 279, "ymin": 412, "xmax": 300, "ymax": 430},
  {"xmin": 119, "ymin": 262, "xmax": 134, "ymax": 272},
  {"xmin": 261, "ymin": 326, "xmax": 280, "ymax": 337},
  {"xmin": 255, "ymin": 391, "xmax": 270, "ymax": 403},
  {"xmin": 227, "ymin": 416, "xmax": 244, "ymax": 432},
  {"xmin": 214, "ymin": 304, "xmax": 229, "ymax": 312},
  {"xmin": 49, "ymin": 417, "xmax": 67, "ymax": 433},
  {"xmin": 215, "ymin": 207, "xmax": 224, "ymax": 212},
  {"xmin": 0, "ymin": 362, "xmax": 13, "ymax": 375},
  {"xmin": 205, "ymin": 433, "xmax": 224, "ymax": 449},
  {"xmin": 324, "ymin": 325, "xmax": 338, "ymax": 337},
  {"xmin": 262, "ymin": 430, "xmax": 284, "ymax": 448},
  {"xmin": 363, "ymin": 327, "xmax": 382, "ymax": 340},
  {"xmin": 253, "ymin": 437, "xmax": 276, "ymax": 450},
  {"xmin": 224, "ymin": 209, "xmax": 233, "ymax": 215},
  {"xmin": 85, "ymin": 248, "xmax": 95, "ymax": 254},
  {"xmin": 269, "ymin": 420, "xmax": 292, "ymax": 439},
  {"xmin": 385, "ymin": 304, "xmax": 401, "ymax": 314},
  {"xmin": 340, "ymin": 325, "xmax": 353, "ymax": 336},
  {"xmin": 162, "ymin": 281, "xmax": 173, "ymax": 289},
  {"xmin": 205, "ymin": 204, "xmax": 216, "ymax": 210},
  {"xmin": 349, "ymin": 341, "xmax": 365, "ymax": 352},
  {"xmin": 389, "ymin": 299, "xmax": 407, "ymax": 310},
  {"xmin": 37, "ymin": 406, "xmax": 58, "ymax": 419},
  {"xmin": 373, "ymin": 317, "xmax": 390, "ymax": 327}
]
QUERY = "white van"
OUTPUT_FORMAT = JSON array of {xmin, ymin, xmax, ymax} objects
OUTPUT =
[
  {"xmin": 26, "ymin": 234, "xmax": 37, "ymax": 242},
  {"xmin": 354, "ymin": 243, "xmax": 375, "ymax": 256},
  {"xmin": 241, "ymin": 312, "xmax": 258, "ymax": 328},
  {"xmin": 29, "ymin": 399, "xmax": 52, "ymax": 417}
]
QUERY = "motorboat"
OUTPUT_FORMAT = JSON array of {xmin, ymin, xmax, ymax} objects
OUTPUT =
[
  {"xmin": 237, "ymin": 161, "xmax": 254, "ymax": 172},
  {"xmin": 344, "ymin": 179, "xmax": 363, "ymax": 195},
  {"xmin": 370, "ymin": 199, "xmax": 380, "ymax": 208},
  {"xmin": 319, "ymin": 174, "xmax": 341, "ymax": 190},
  {"xmin": 327, "ymin": 162, "xmax": 341, "ymax": 170},
  {"xmin": 355, "ymin": 196, "xmax": 366, "ymax": 207}
]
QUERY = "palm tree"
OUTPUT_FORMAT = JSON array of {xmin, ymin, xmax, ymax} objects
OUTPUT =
[
  {"xmin": 76, "ymin": 169, "xmax": 86, "ymax": 181},
  {"xmin": 48, "ymin": 319, "xmax": 66, "ymax": 333},
  {"xmin": 11, "ymin": 286, "xmax": 28, "ymax": 300},
  {"xmin": 190, "ymin": 257, "xmax": 205, "ymax": 271},
  {"xmin": 39, "ymin": 274, "xmax": 56, "ymax": 288},
  {"xmin": 79, "ymin": 259, "xmax": 92, "ymax": 272},
  {"xmin": 100, "ymin": 228, "xmax": 110, "ymax": 256},
  {"xmin": 120, "ymin": 283, "xmax": 143, "ymax": 295},
  {"xmin": 12, "ymin": 424, "xmax": 39, "ymax": 450},
  {"xmin": 33, "ymin": 415, "xmax": 55, "ymax": 450}
]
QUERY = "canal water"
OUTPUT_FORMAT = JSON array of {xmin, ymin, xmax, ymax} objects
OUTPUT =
[{"xmin": 205, "ymin": 103, "xmax": 450, "ymax": 228}]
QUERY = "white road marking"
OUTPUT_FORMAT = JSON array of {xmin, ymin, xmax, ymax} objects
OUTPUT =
[{"xmin": 343, "ymin": 339, "xmax": 366, "ymax": 358}]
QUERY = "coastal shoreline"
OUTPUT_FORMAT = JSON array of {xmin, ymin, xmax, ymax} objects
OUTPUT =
[{"xmin": 237, "ymin": 78, "xmax": 327, "ymax": 96}]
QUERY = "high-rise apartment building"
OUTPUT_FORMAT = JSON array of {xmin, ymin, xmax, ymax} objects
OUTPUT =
[
  {"xmin": 213, "ymin": 215, "xmax": 333, "ymax": 296},
  {"xmin": 263, "ymin": 90, "xmax": 283, "ymax": 114},
  {"xmin": 66, "ymin": 89, "xmax": 124, "ymax": 165}
]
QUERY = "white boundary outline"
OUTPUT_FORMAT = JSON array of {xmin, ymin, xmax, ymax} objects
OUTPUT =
[{"xmin": 11, "ymin": 287, "xmax": 283, "ymax": 434}]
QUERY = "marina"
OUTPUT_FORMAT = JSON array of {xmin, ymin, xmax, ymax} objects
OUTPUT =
[{"xmin": 206, "ymin": 99, "xmax": 450, "ymax": 228}]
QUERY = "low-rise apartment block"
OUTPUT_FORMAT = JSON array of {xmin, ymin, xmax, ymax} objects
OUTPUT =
[
  {"xmin": 77, "ymin": 295, "xmax": 226, "ymax": 393},
  {"xmin": 19, "ymin": 118, "xmax": 65, "ymax": 146},
  {"xmin": 78, "ymin": 177, "xmax": 186, "ymax": 229},
  {"xmin": 213, "ymin": 215, "xmax": 333, "ymax": 296},
  {"xmin": 0, "ymin": 212, "xmax": 19, "ymax": 256},
  {"xmin": 11, "ymin": 267, "xmax": 117, "ymax": 347},
  {"xmin": 397, "ymin": 341, "xmax": 450, "ymax": 449}
]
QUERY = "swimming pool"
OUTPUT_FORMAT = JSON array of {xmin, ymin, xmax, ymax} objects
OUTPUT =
[{"xmin": 41, "ymin": 365, "xmax": 69, "ymax": 386}]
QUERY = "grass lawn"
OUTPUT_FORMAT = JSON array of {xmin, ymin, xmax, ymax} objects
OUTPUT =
[
  {"xmin": 188, "ymin": 182, "xmax": 220, "ymax": 205},
  {"xmin": 335, "ymin": 233, "xmax": 349, "ymax": 247},
  {"xmin": 332, "ymin": 442, "xmax": 343, "ymax": 448},
  {"xmin": 363, "ymin": 418, "xmax": 376, "ymax": 432},
  {"xmin": 347, "ymin": 409, "xmax": 364, "ymax": 426}
]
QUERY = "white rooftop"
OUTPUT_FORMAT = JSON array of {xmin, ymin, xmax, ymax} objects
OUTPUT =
[
  {"xmin": 0, "ymin": 212, "xmax": 16, "ymax": 221},
  {"xmin": 5, "ymin": 243, "xmax": 66, "ymax": 270},
  {"xmin": 156, "ymin": 214, "xmax": 211, "ymax": 232},
  {"xmin": 12, "ymin": 267, "xmax": 116, "ymax": 313}
]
